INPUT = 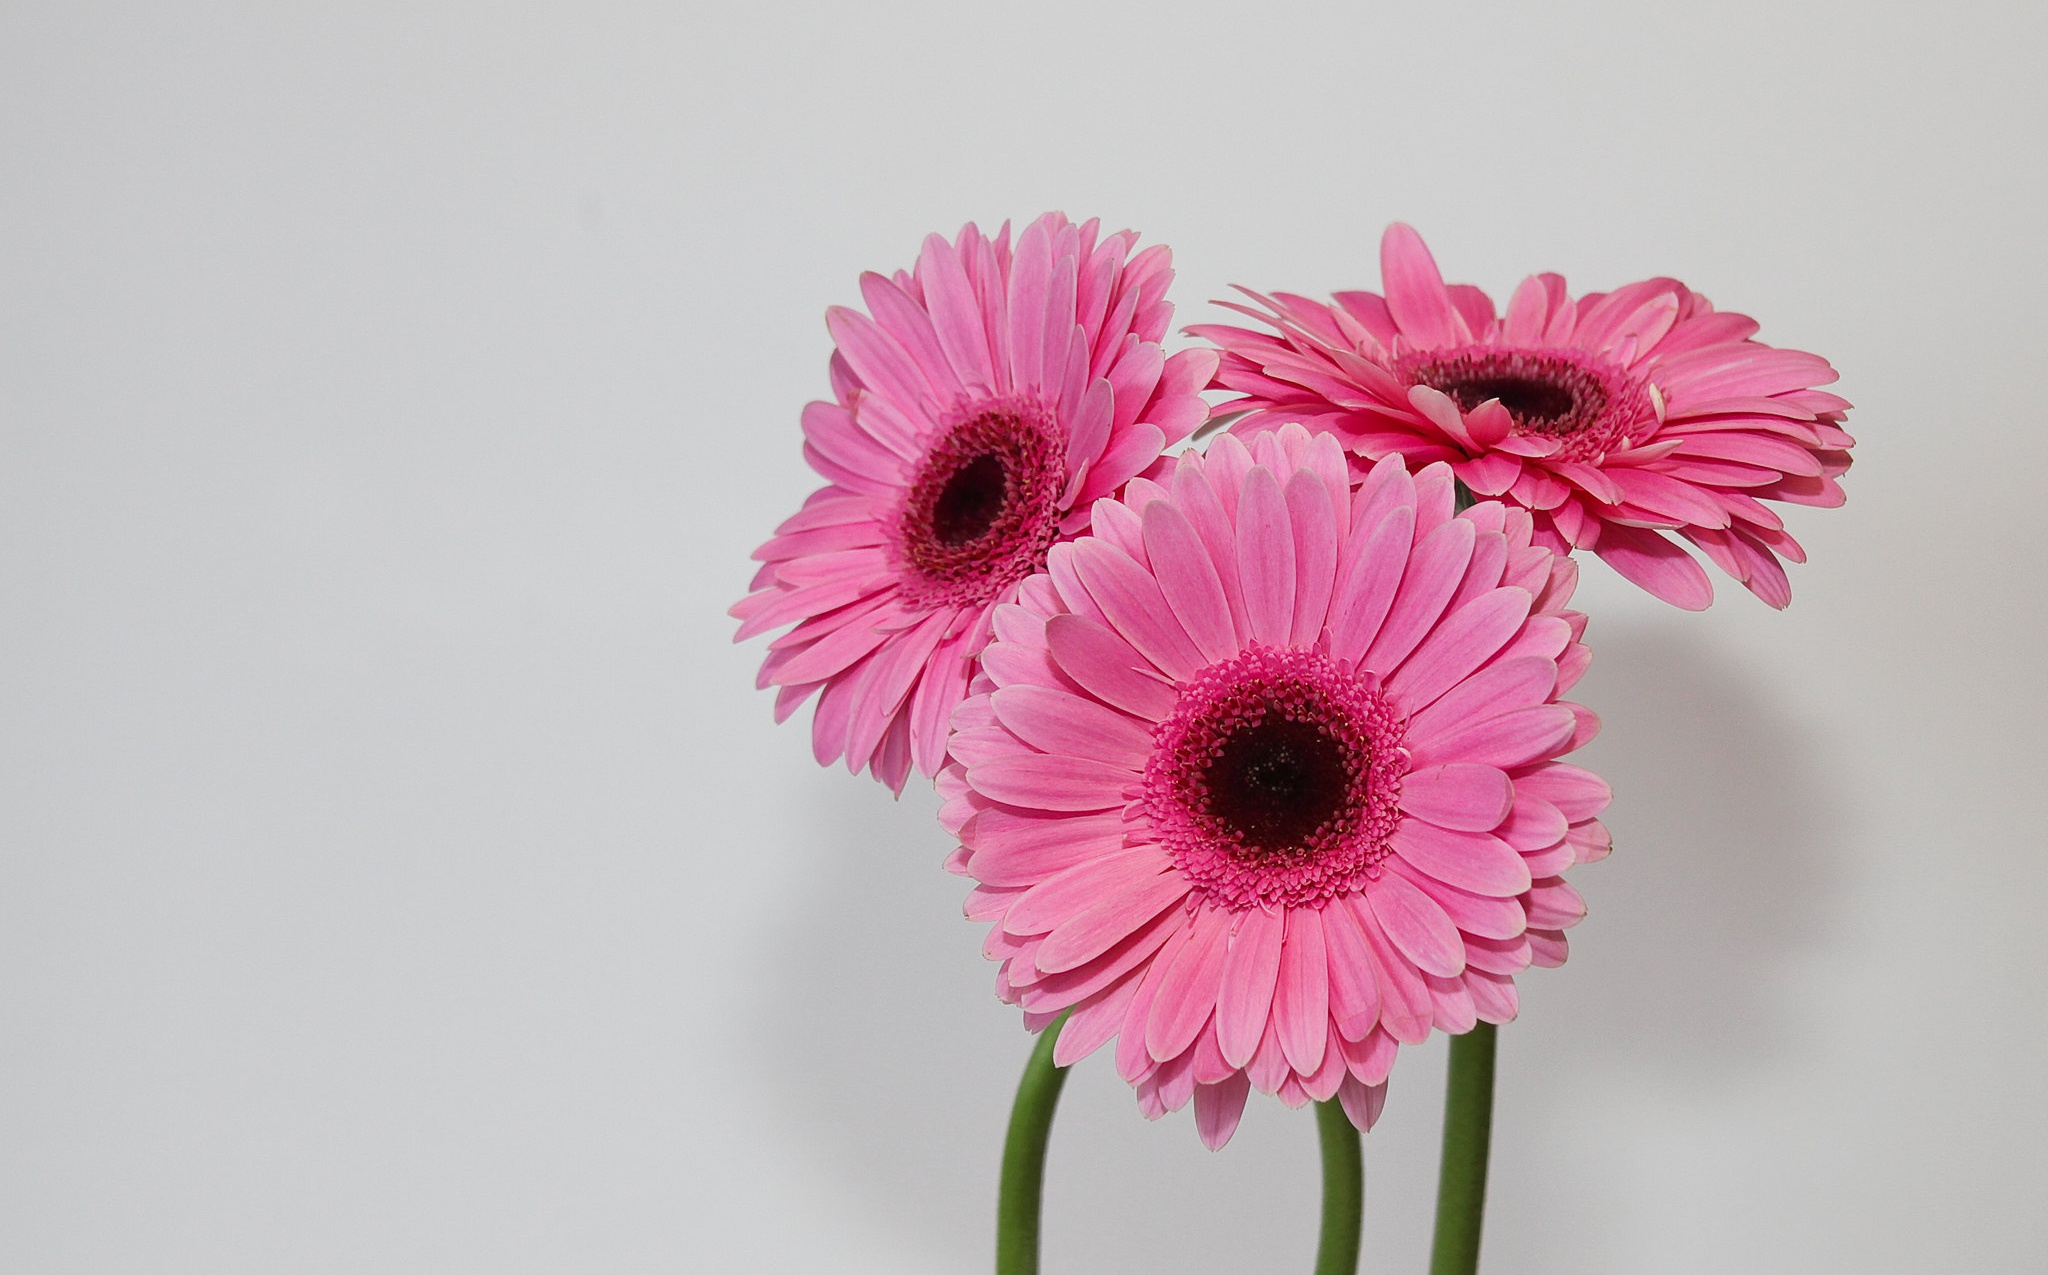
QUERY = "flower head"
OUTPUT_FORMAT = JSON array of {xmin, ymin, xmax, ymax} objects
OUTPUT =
[
  {"xmin": 734, "ymin": 214, "xmax": 1217, "ymax": 790},
  {"xmin": 1193, "ymin": 225, "xmax": 1854, "ymax": 609},
  {"xmin": 940, "ymin": 426, "xmax": 1610, "ymax": 1146}
]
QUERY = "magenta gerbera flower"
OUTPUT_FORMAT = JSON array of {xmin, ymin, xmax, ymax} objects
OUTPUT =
[
  {"xmin": 938, "ymin": 425, "xmax": 1611, "ymax": 1147},
  {"xmin": 733, "ymin": 214, "xmax": 1217, "ymax": 791},
  {"xmin": 1192, "ymin": 225, "xmax": 1855, "ymax": 609}
]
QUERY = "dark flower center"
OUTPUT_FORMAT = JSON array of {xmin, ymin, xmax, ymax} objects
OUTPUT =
[
  {"xmin": 1437, "ymin": 373, "xmax": 1578, "ymax": 426},
  {"xmin": 898, "ymin": 402, "xmax": 1063, "ymax": 608},
  {"xmin": 1142, "ymin": 646, "xmax": 1408, "ymax": 910},
  {"xmin": 1405, "ymin": 348, "xmax": 1608, "ymax": 435},
  {"xmin": 1202, "ymin": 717, "xmax": 1352, "ymax": 855},
  {"xmin": 930, "ymin": 452, "xmax": 1008, "ymax": 546}
]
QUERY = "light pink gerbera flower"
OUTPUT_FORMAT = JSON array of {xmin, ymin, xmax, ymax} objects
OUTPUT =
[
  {"xmin": 733, "ymin": 214, "xmax": 1217, "ymax": 791},
  {"xmin": 939, "ymin": 425, "xmax": 1610, "ymax": 1147},
  {"xmin": 1192, "ymin": 225, "xmax": 1854, "ymax": 609}
]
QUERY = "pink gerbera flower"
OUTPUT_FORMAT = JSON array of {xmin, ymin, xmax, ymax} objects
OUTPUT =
[
  {"xmin": 939, "ymin": 425, "xmax": 1611, "ymax": 1147},
  {"xmin": 733, "ymin": 214, "xmax": 1217, "ymax": 791},
  {"xmin": 1193, "ymin": 225, "xmax": 1854, "ymax": 609}
]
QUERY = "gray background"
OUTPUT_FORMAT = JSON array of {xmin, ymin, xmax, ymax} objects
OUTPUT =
[{"xmin": 3, "ymin": 2, "xmax": 2043, "ymax": 1271}]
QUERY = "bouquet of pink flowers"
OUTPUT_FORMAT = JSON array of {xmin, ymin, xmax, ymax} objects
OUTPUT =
[{"xmin": 733, "ymin": 213, "xmax": 1851, "ymax": 1273}]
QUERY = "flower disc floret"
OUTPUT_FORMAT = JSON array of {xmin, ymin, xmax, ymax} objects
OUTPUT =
[
  {"xmin": 897, "ymin": 398, "xmax": 1065, "ymax": 608},
  {"xmin": 1396, "ymin": 346, "xmax": 1653, "ymax": 462},
  {"xmin": 1146, "ymin": 646, "xmax": 1405, "ymax": 910}
]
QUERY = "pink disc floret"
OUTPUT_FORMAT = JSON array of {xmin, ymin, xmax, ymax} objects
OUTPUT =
[{"xmin": 1145, "ymin": 645, "xmax": 1405, "ymax": 911}]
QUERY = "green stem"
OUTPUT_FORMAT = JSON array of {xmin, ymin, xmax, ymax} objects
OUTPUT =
[
  {"xmin": 996, "ymin": 1010, "xmax": 1071, "ymax": 1275},
  {"xmin": 1429, "ymin": 1023, "xmax": 1498, "ymax": 1275},
  {"xmin": 1313, "ymin": 1098, "xmax": 1363, "ymax": 1275}
]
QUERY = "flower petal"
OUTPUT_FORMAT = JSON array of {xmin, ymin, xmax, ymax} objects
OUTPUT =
[
  {"xmin": 1399, "ymin": 763, "xmax": 1514, "ymax": 832},
  {"xmin": 1367, "ymin": 871, "xmax": 1466, "ymax": 977}
]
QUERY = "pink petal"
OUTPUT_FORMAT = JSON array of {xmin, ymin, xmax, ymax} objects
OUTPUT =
[
  {"xmin": 1398, "ymin": 763, "xmax": 1514, "ymax": 833},
  {"xmin": 1215, "ymin": 907, "xmax": 1285, "ymax": 1068},
  {"xmin": 1118, "ymin": 922, "xmax": 1193, "ymax": 1083},
  {"xmin": 1466, "ymin": 970, "xmax": 1519, "ymax": 1024},
  {"xmin": 910, "ymin": 634, "xmax": 974, "ymax": 776},
  {"xmin": 1142, "ymin": 499, "xmax": 1237, "ymax": 663},
  {"xmin": 1380, "ymin": 223, "xmax": 1464, "ymax": 348},
  {"xmin": 1386, "ymin": 586, "xmax": 1534, "ymax": 710},
  {"xmin": 1038, "ymin": 249, "xmax": 1081, "ymax": 399},
  {"xmin": 1389, "ymin": 861, "xmax": 1526, "ymax": 940},
  {"xmin": 858, "ymin": 270, "xmax": 954, "ymax": 398},
  {"xmin": 1524, "ymin": 877, "xmax": 1587, "ymax": 930},
  {"xmin": 1247, "ymin": 1017, "xmax": 1290, "ymax": 1095},
  {"xmin": 1078, "ymin": 423, "xmax": 1169, "ymax": 506},
  {"xmin": 1350, "ymin": 452, "xmax": 1416, "ymax": 535},
  {"xmin": 1073, "ymin": 539, "xmax": 1205, "ymax": 680},
  {"xmin": 1527, "ymin": 928, "xmax": 1569, "ymax": 968},
  {"xmin": 1043, "ymin": 613, "xmax": 1178, "ymax": 721},
  {"xmin": 965, "ymin": 808, "xmax": 1128, "ymax": 887},
  {"xmin": 1606, "ymin": 468, "xmax": 1732, "ymax": 529},
  {"xmin": 1273, "ymin": 908, "xmax": 1331, "ymax": 1075},
  {"xmin": 968, "ymin": 753, "xmax": 1132, "ymax": 811},
  {"xmin": 1347, "ymin": 897, "xmax": 1431, "ymax": 1044},
  {"xmin": 1005, "ymin": 848, "xmax": 1175, "ymax": 937},
  {"xmin": 990, "ymin": 684, "xmax": 1153, "ymax": 768},
  {"xmin": 1502, "ymin": 275, "xmax": 1552, "ymax": 345},
  {"xmin": 1286, "ymin": 468, "xmax": 1341, "ymax": 646},
  {"xmin": 1407, "ymin": 703, "xmax": 1577, "ymax": 771},
  {"xmin": 1194, "ymin": 1073, "xmax": 1253, "ymax": 1150},
  {"xmin": 825, "ymin": 306, "xmax": 937, "ymax": 426},
  {"xmin": 918, "ymin": 232, "xmax": 995, "ymax": 391},
  {"xmin": 1106, "ymin": 338, "xmax": 1165, "ymax": 436},
  {"xmin": 1592, "ymin": 522, "xmax": 1714, "ymax": 610},
  {"xmin": 1390, "ymin": 820, "xmax": 1532, "ymax": 897},
  {"xmin": 1361, "ymin": 516, "xmax": 1475, "ymax": 676},
  {"xmin": 1050, "ymin": 973, "xmax": 1141, "ymax": 1066},
  {"xmin": 1236, "ymin": 466, "xmax": 1298, "ymax": 645},
  {"xmin": 1146, "ymin": 907, "xmax": 1233, "ymax": 1061},
  {"xmin": 1004, "ymin": 220, "xmax": 1052, "ymax": 389},
  {"xmin": 1322, "ymin": 902, "xmax": 1383, "ymax": 1041},
  {"xmin": 1445, "ymin": 283, "xmax": 1497, "ymax": 338},
  {"xmin": 1339, "ymin": 1026, "xmax": 1400, "ymax": 1087},
  {"xmin": 1171, "ymin": 451, "xmax": 1251, "ymax": 642},
  {"xmin": 1327, "ymin": 506, "xmax": 1414, "ymax": 666},
  {"xmin": 1462, "ymin": 934, "xmax": 1532, "ymax": 974},
  {"xmin": 1337, "ymin": 1077, "xmax": 1389, "ymax": 1132},
  {"xmin": 1367, "ymin": 871, "xmax": 1466, "ymax": 977},
  {"xmin": 1458, "ymin": 449, "xmax": 1522, "ymax": 495},
  {"xmin": 1035, "ymin": 889, "xmax": 1188, "ymax": 985},
  {"xmin": 1495, "ymin": 797, "xmax": 1568, "ymax": 853},
  {"xmin": 1063, "ymin": 377, "xmax": 1116, "ymax": 478},
  {"xmin": 1427, "ymin": 974, "xmax": 1478, "ymax": 1035}
]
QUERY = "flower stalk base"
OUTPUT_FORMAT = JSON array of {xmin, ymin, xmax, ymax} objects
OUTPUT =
[
  {"xmin": 997, "ymin": 1010, "xmax": 1072, "ymax": 1275},
  {"xmin": 1429, "ymin": 1022, "xmax": 1498, "ymax": 1275},
  {"xmin": 1313, "ymin": 1099, "xmax": 1363, "ymax": 1274}
]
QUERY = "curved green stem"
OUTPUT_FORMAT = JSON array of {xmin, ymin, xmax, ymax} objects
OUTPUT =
[
  {"xmin": 1313, "ymin": 1099, "xmax": 1363, "ymax": 1275},
  {"xmin": 996, "ymin": 1010, "xmax": 1071, "ymax": 1275},
  {"xmin": 1429, "ymin": 1023, "xmax": 1498, "ymax": 1275}
]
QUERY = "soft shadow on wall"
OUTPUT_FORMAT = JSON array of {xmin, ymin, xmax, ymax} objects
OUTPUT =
[
  {"xmin": 743, "ymin": 616, "xmax": 1847, "ymax": 1272},
  {"xmin": 1487, "ymin": 616, "xmax": 1848, "ymax": 1272}
]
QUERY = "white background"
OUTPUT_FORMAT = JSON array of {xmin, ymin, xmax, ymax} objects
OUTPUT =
[{"xmin": 4, "ymin": 2, "xmax": 2043, "ymax": 1271}]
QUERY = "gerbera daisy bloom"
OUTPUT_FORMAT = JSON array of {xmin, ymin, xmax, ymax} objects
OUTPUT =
[
  {"xmin": 939, "ymin": 425, "xmax": 1610, "ymax": 1147},
  {"xmin": 1192, "ymin": 225, "xmax": 1854, "ymax": 609},
  {"xmin": 733, "ymin": 214, "xmax": 1217, "ymax": 791}
]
